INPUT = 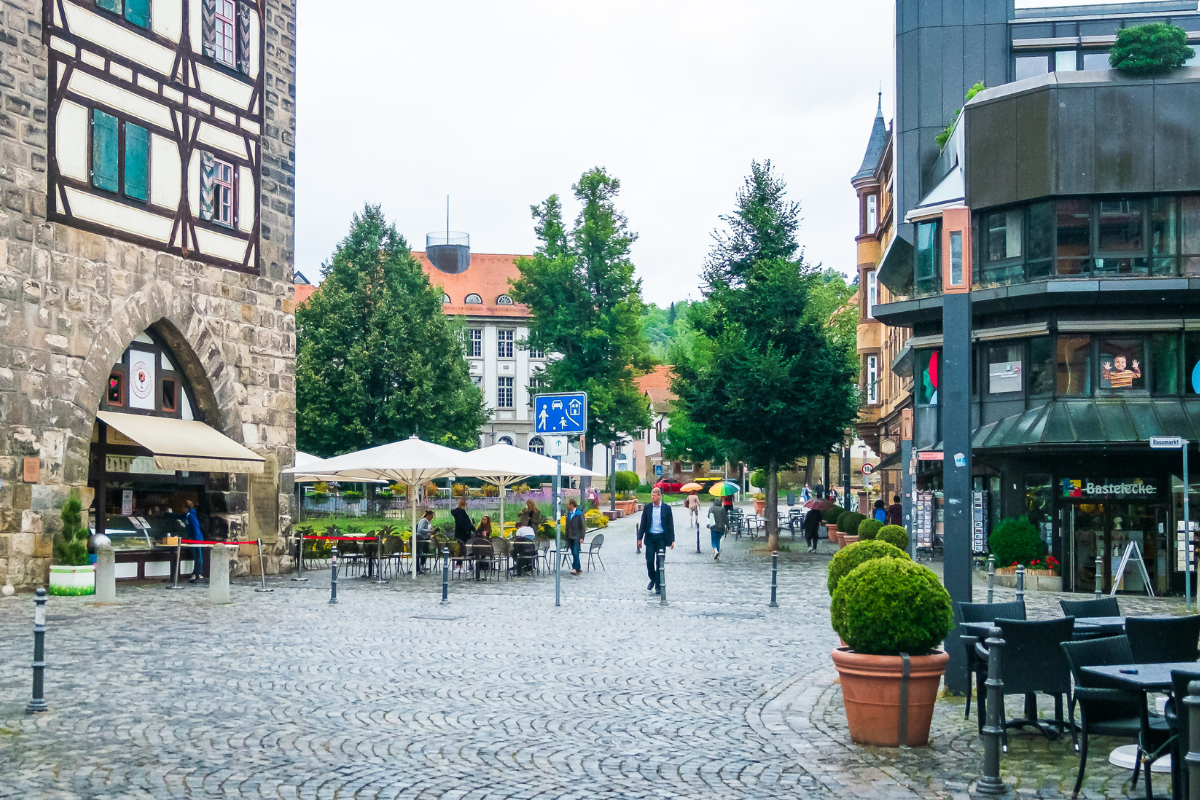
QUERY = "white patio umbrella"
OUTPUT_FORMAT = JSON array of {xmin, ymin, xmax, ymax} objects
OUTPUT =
[
  {"xmin": 284, "ymin": 436, "xmax": 474, "ymax": 578},
  {"xmin": 457, "ymin": 443, "xmax": 599, "ymax": 533}
]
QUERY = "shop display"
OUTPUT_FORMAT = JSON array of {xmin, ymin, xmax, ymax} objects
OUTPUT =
[{"xmin": 1178, "ymin": 521, "xmax": 1197, "ymax": 572}]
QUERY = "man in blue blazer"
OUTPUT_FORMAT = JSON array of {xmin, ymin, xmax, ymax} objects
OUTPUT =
[{"xmin": 637, "ymin": 487, "xmax": 675, "ymax": 593}]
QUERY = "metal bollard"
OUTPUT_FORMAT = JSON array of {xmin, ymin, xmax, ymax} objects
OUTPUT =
[
  {"xmin": 977, "ymin": 625, "xmax": 1006, "ymax": 793},
  {"xmin": 254, "ymin": 538, "xmax": 273, "ymax": 593},
  {"xmin": 1185, "ymin": 679, "xmax": 1200, "ymax": 800},
  {"xmin": 292, "ymin": 535, "xmax": 308, "ymax": 581},
  {"xmin": 26, "ymin": 588, "xmax": 47, "ymax": 713},
  {"xmin": 658, "ymin": 549, "xmax": 667, "ymax": 606},
  {"xmin": 1015, "ymin": 564, "xmax": 1025, "ymax": 605},
  {"xmin": 329, "ymin": 546, "xmax": 339, "ymax": 605},
  {"xmin": 987, "ymin": 554, "xmax": 995, "ymax": 604},
  {"xmin": 1095, "ymin": 554, "xmax": 1103, "ymax": 599},
  {"xmin": 441, "ymin": 547, "xmax": 450, "ymax": 604},
  {"xmin": 770, "ymin": 551, "xmax": 779, "ymax": 608}
]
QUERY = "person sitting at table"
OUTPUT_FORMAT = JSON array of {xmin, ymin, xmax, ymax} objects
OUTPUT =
[
  {"xmin": 514, "ymin": 521, "xmax": 536, "ymax": 575},
  {"xmin": 476, "ymin": 515, "xmax": 493, "ymax": 538}
]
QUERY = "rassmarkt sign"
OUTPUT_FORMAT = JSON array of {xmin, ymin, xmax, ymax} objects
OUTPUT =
[{"xmin": 1062, "ymin": 478, "xmax": 1158, "ymax": 499}]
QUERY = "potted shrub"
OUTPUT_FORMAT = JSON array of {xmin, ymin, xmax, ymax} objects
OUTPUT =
[
  {"xmin": 857, "ymin": 519, "xmax": 883, "ymax": 540},
  {"xmin": 837, "ymin": 511, "xmax": 866, "ymax": 546},
  {"xmin": 830, "ymin": 557, "xmax": 954, "ymax": 747},
  {"xmin": 876, "ymin": 524, "xmax": 910, "ymax": 552},
  {"xmin": 50, "ymin": 496, "xmax": 95, "ymax": 596},
  {"xmin": 821, "ymin": 505, "xmax": 842, "ymax": 545},
  {"xmin": 752, "ymin": 492, "xmax": 767, "ymax": 514}
]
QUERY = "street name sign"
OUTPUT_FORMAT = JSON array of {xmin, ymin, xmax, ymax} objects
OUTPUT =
[
  {"xmin": 1150, "ymin": 436, "xmax": 1185, "ymax": 449},
  {"xmin": 534, "ymin": 392, "xmax": 588, "ymax": 436}
]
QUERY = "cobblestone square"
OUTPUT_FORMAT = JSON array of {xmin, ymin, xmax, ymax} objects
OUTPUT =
[{"xmin": 0, "ymin": 513, "xmax": 1187, "ymax": 798}]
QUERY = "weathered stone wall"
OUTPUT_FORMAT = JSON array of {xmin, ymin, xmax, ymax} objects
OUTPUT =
[{"xmin": 0, "ymin": 0, "xmax": 298, "ymax": 589}]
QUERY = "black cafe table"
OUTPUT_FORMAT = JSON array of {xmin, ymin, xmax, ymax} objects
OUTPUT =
[
  {"xmin": 1082, "ymin": 662, "xmax": 1200, "ymax": 800},
  {"xmin": 962, "ymin": 616, "xmax": 1127, "ymax": 639}
]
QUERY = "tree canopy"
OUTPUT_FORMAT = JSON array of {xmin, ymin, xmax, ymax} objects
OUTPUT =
[
  {"xmin": 296, "ymin": 204, "xmax": 488, "ymax": 456},
  {"xmin": 672, "ymin": 160, "xmax": 860, "ymax": 548},
  {"xmin": 510, "ymin": 168, "xmax": 653, "ymax": 470}
]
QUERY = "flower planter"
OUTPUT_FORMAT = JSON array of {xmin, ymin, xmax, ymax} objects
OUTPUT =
[
  {"xmin": 753, "ymin": 499, "xmax": 766, "ymax": 514},
  {"xmin": 825, "ymin": 524, "xmax": 838, "ymax": 548},
  {"xmin": 842, "ymin": 535, "xmax": 860, "ymax": 546},
  {"xmin": 991, "ymin": 567, "xmax": 1062, "ymax": 592},
  {"xmin": 49, "ymin": 564, "xmax": 95, "ymax": 596},
  {"xmin": 615, "ymin": 500, "xmax": 637, "ymax": 515},
  {"xmin": 830, "ymin": 647, "xmax": 949, "ymax": 746}
]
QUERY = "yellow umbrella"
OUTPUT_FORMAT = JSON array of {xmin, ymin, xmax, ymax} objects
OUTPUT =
[{"xmin": 680, "ymin": 483, "xmax": 703, "ymax": 492}]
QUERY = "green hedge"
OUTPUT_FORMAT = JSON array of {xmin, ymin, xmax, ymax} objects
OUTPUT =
[
  {"xmin": 822, "ymin": 506, "xmax": 842, "ymax": 524},
  {"xmin": 827, "ymin": 539, "xmax": 910, "ymax": 596},
  {"xmin": 835, "ymin": 559, "xmax": 953, "ymax": 655},
  {"xmin": 877, "ymin": 524, "xmax": 910, "ymax": 551},
  {"xmin": 857, "ymin": 519, "xmax": 883, "ymax": 540},
  {"xmin": 614, "ymin": 471, "xmax": 640, "ymax": 492},
  {"xmin": 988, "ymin": 515, "xmax": 1046, "ymax": 567}
]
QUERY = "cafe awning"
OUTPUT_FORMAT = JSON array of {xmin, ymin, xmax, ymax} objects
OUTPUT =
[{"xmin": 97, "ymin": 410, "xmax": 265, "ymax": 474}]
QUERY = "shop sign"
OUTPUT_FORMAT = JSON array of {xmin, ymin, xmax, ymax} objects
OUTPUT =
[
  {"xmin": 106, "ymin": 454, "xmax": 174, "ymax": 476},
  {"xmin": 988, "ymin": 361, "xmax": 1022, "ymax": 394},
  {"xmin": 1061, "ymin": 478, "xmax": 1158, "ymax": 499},
  {"xmin": 121, "ymin": 490, "xmax": 133, "ymax": 516},
  {"xmin": 917, "ymin": 451, "xmax": 944, "ymax": 461}
]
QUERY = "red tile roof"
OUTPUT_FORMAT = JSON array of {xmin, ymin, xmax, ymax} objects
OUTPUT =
[
  {"xmin": 636, "ymin": 365, "xmax": 676, "ymax": 411},
  {"xmin": 416, "ymin": 251, "xmax": 531, "ymax": 319},
  {"xmin": 294, "ymin": 283, "xmax": 316, "ymax": 305}
]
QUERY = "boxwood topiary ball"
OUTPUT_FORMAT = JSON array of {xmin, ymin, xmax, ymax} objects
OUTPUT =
[
  {"xmin": 857, "ymin": 519, "xmax": 883, "ymax": 540},
  {"xmin": 836, "ymin": 511, "xmax": 866, "ymax": 535},
  {"xmin": 836, "ymin": 559, "xmax": 954, "ymax": 656},
  {"xmin": 827, "ymin": 539, "xmax": 909, "ymax": 596},
  {"xmin": 877, "ymin": 524, "xmax": 910, "ymax": 551}
]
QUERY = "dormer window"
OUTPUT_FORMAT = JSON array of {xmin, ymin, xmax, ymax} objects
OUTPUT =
[
  {"xmin": 443, "ymin": 293, "xmax": 451, "ymax": 304},
  {"xmin": 464, "ymin": 293, "xmax": 482, "ymax": 304},
  {"xmin": 496, "ymin": 294, "xmax": 514, "ymax": 305}
]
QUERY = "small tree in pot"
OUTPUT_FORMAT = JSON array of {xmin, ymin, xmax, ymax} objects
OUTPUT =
[
  {"xmin": 830, "ymin": 557, "xmax": 954, "ymax": 746},
  {"xmin": 50, "ymin": 496, "xmax": 95, "ymax": 596}
]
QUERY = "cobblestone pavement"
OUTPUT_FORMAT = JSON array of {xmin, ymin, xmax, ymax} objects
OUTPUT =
[{"xmin": 0, "ymin": 509, "xmax": 1188, "ymax": 799}]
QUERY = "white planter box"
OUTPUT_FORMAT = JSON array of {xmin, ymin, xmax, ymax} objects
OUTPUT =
[{"xmin": 49, "ymin": 564, "xmax": 95, "ymax": 596}]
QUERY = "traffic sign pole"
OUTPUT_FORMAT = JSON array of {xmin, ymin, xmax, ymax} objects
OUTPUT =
[{"xmin": 554, "ymin": 455, "xmax": 562, "ymax": 608}]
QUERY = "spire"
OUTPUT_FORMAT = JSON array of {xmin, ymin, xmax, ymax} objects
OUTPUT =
[{"xmin": 853, "ymin": 92, "xmax": 888, "ymax": 182}]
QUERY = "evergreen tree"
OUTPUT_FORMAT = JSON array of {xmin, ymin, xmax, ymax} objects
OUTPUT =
[
  {"xmin": 667, "ymin": 301, "xmax": 677, "ymax": 326},
  {"xmin": 511, "ymin": 168, "xmax": 654, "ymax": 479},
  {"xmin": 673, "ymin": 161, "xmax": 859, "ymax": 549},
  {"xmin": 296, "ymin": 205, "xmax": 487, "ymax": 456}
]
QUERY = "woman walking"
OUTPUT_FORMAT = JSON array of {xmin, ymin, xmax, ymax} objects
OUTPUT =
[
  {"xmin": 565, "ymin": 498, "xmax": 585, "ymax": 575},
  {"xmin": 707, "ymin": 496, "xmax": 727, "ymax": 560},
  {"xmin": 685, "ymin": 490, "xmax": 701, "ymax": 535}
]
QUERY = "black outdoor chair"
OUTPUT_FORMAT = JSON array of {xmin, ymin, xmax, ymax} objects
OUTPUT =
[
  {"xmin": 1126, "ymin": 615, "xmax": 1200, "ymax": 664},
  {"xmin": 490, "ymin": 537, "xmax": 512, "ymax": 580},
  {"xmin": 1165, "ymin": 667, "xmax": 1200, "ymax": 800},
  {"xmin": 586, "ymin": 533, "xmax": 605, "ymax": 571},
  {"xmin": 510, "ymin": 538, "xmax": 536, "ymax": 577},
  {"xmin": 1060, "ymin": 597, "xmax": 1121, "ymax": 619},
  {"xmin": 978, "ymin": 617, "xmax": 1076, "ymax": 751},
  {"xmin": 957, "ymin": 600, "xmax": 1026, "ymax": 727},
  {"xmin": 1061, "ymin": 635, "xmax": 1170, "ymax": 798},
  {"xmin": 465, "ymin": 537, "xmax": 494, "ymax": 581}
]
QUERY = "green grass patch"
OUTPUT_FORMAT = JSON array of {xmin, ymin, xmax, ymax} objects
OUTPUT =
[{"xmin": 47, "ymin": 585, "xmax": 95, "ymax": 597}]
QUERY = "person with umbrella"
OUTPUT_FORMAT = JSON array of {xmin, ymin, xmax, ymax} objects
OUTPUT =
[{"xmin": 681, "ymin": 483, "xmax": 703, "ymax": 536}]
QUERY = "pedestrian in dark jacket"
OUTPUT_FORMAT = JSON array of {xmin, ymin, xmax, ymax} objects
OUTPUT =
[
  {"xmin": 707, "ymin": 497, "xmax": 727, "ymax": 560},
  {"xmin": 802, "ymin": 506, "xmax": 822, "ymax": 552},
  {"xmin": 636, "ymin": 487, "xmax": 675, "ymax": 593},
  {"xmin": 565, "ymin": 498, "xmax": 585, "ymax": 575},
  {"xmin": 886, "ymin": 495, "xmax": 903, "ymax": 526},
  {"xmin": 184, "ymin": 500, "xmax": 204, "ymax": 582},
  {"xmin": 451, "ymin": 497, "xmax": 474, "ymax": 545}
]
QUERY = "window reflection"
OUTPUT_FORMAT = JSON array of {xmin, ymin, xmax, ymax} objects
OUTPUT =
[{"xmin": 1057, "ymin": 336, "xmax": 1092, "ymax": 396}]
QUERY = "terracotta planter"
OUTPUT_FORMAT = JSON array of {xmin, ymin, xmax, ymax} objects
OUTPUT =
[
  {"xmin": 842, "ymin": 535, "xmax": 860, "ymax": 545},
  {"xmin": 830, "ymin": 647, "xmax": 949, "ymax": 747},
  {"xmin": 615, "ymin": 500, "xmax": 637, "ymax": 515},
  {"xmin": 825, "ymin": 524, "xmax": 837, "ymax": 546},
  {"xmin": 754, "ymin": 499, "xmax": 766, "ymax": 514}
]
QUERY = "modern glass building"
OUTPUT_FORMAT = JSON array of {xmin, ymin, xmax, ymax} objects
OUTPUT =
[{"xmin": 875, "ymin": 0, "xmax": 1200, "ymax": 594}]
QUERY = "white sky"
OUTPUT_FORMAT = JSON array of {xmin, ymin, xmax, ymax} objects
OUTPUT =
[{"xmin": 295, "ymin": 0, "xmax": 1163, "ymax": 303}]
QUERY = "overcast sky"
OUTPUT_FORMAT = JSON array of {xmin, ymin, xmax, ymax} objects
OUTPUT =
[{"xmin": 294, "ymin": 0, "xmax": 1136, "ymax": 305}]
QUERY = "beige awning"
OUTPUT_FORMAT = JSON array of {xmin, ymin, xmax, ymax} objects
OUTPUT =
[{"xmin": 97, "ymin": 411, "xmax": 265, "ymax": 474}]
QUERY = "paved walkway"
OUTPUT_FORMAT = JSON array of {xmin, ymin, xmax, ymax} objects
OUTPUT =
[{"xmin": 0, "ymin": 510, "xmax": 1187, "ymax": 799}]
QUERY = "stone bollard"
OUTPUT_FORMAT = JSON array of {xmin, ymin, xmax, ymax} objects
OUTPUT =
[
  {"xmin": 657, "ymin": 549, "xmax": 667, "ymax": 606},
  {"xmin": 1015, "ymin": 564, "xmax": 1025, "ymax": 605},
  {"xmin": 441, "ymin": 547, "xmax": 450, "ymax": 604},
  {"xmin": 987, "ymin": 554, "xmax": 995, "ymax": 604},
  {"xmin": 976, "ymin": 625, "xmax": 1006, "ymax": 793},
  {"xmin": 770, "ymin": 551, "xmax": 779, "ymax": 608},
  {"xmin": 1095, "ymin": 554, "xmax": 1103, "ymax": 599},
  {"xmin": 94, "ymin": 545, "xmax": 116, "ymax": 603},
  {"xmin": 1185, "ymin": 680, "xmax": 1200, "ymax": 800},
  {"xmin": 208, "ymin": 545, "xmax": 231, "ymax": 604}
]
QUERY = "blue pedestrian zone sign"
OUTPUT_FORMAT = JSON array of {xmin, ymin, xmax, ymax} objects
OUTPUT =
[{"xmin": 534, "ymin": 392, "xmax": 588, "ymax": 436}]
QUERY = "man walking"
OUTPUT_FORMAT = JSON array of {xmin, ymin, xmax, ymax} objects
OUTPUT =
[
  {"xmin": 184, "ymin": 500, "xmax": 204, "ymax": 583},
  {"xmin": 637, "ymin": 487, "xmax": 675, "ymax": 593},
  {"xmin": 802, "ymin": 504, "xmax": 822, "ymax": 552}
]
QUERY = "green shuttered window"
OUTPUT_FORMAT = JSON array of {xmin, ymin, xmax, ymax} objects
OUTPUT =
[
  {"xmin": 125, "ymin": 0, "xmax": 151, "ymax": 28},
  {"xmin": 96, "ymin": 0, "xmax": 123, "ymax": 13},
  {"xmin": 91, "ymin": 110, "xmax": 119, "ymax": 193},
  {"xmin": 123, "ymin": 123, "xmax": 149, "ymax": 201}
]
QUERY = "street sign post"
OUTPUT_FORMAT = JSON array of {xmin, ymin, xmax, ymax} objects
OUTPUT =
[
  {"xmin": 535, "ymin": 393, "xmax": 588, "ymax": 608},
  {"xmin": 533, "ymin": 392, "xmax": 588, "ymax": 436},
  {"xmin": 1149, "ymin": 437, "xmax": 1191, "ymax": 610},
  {"xmin": 861, "ymin": 463, "xmax": 875, "ymax": 476}
]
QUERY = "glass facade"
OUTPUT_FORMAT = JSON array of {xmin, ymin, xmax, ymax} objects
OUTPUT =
[
  {"xmin": 915, "ymin": 220, "xmax": 941, "ymax": 296},
  {"xmin": 974, "ymin": 195, "xmax": 1200, "ymax": 287}
]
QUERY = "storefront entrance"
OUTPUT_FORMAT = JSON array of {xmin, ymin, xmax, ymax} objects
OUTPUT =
[{"xmin": 1062, "ymin": 488, "xmax": 1168, "ymax": 594}]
